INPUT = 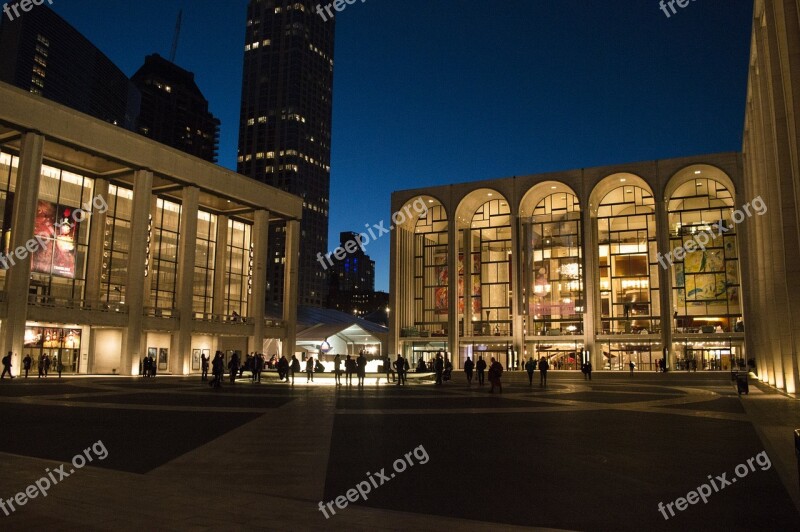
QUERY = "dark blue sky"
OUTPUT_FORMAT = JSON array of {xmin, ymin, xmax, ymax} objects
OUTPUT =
[{"xmin": 51, "ymin": 0, "xmax": 754, "ymax": 291}]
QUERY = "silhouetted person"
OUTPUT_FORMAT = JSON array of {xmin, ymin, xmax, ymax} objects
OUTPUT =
[
  {"xmin": 585, "ymin": 361, "xmax": 592, "ymax": 380},
  {"xmin": 434, "ymin": 352, "xmax": 444, "ymax": 385},
  {"xmin": 38, "ymin": 354, "xmax": 45, "ymax": 378},
  {"xmin": 416, "ymin": 358, "xmax": 427, "ymax": 373},
  {"xmin": 464, "ymin": 356, "xmax": 474, "ymax": 385},
  {"xmin": 201, "ymin": 352, "xmax": 209, "ymax": 381},
  {"xmin": 394, "ymin": 355, "xmax": 406, "ymax": 386},
  {"xmin": 525, "ymin": 357, "xmax": 536, "ymax": 386},
  {"xmin": 228, "ymin": 353, "xmax": 240, "ymax": 384},
  {"xmin": 476, "ymin": 355, "xmax": 486, "ymax": 386},
  {"xmin": 306, "ymin": 356, "xmax": 315, "ymax": 383},
  {"xmin": 629, "ymin": 361, "xmax": 635, "ymax": 376},
  {"xmin": 277, "ymin": 355, "xmax": 289, "ymax": 382},
  {"xmin": 383, "ymin": 355, "xmax": 395, "ymax": 384},
  {"xmin": 334, "ymin": 354, "xmax": 342, "ymax": 385},
  {"xmin": 56, "ymin": 356, "xmax": 63, "ymax": 378},
  {"xmin": 538, "ymin": 357, "xmax": 549, "ymax": 387},
  {"xmin": 356, "ymin": 351, "xmax": 367, "ymax": 386},
  {"xmin": 1, "ymin": 351, "xmax": 13, "ymax": 379},
  {"xmin": 254, "ymin": 353, "xmax": 265, "ymax": 382},
  {"xmin": 43, "ymin": 354, "xmax": 51, "ymax": 377},
  {"xmin": 345, "ymin": 355, "xmax": 355, "ymax": 386},
  {"xmin": 290, "ymin": 355, "xmax": 300, "ymax": 384},
  {"xmin": 488, "ymin": 357, "xmax": 503, "ymax": 393},
  {"xmin": 210, "ymin": 352, "xmax": 224, "ymax": 388},
  {"xmin": 23, "ymin": 354, "xmax": 32, "ymax": 378}
]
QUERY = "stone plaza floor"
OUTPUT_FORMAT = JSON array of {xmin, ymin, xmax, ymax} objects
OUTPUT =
[{"xmin": 1, "ymin": 370, "xmax": 799, "ymax": 531}]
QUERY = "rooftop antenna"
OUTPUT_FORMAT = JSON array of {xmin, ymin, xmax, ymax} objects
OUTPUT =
[{"xmin": 169, "ymin": 9, "xmax": 183, "ymax": 63}]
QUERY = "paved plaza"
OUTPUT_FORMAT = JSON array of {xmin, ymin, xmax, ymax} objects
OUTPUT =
[{"xmin": 1, "ymin": 371, "xmax": 799, "ymax": 531}]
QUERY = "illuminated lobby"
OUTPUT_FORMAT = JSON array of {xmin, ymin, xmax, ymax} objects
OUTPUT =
[
  {"xmin": 0, "ymin": 82, "xmax": 302, "ymax": 376},
  {"xmin": 389, "ymin": 152, "xmax": 750, "ymax": 373}
]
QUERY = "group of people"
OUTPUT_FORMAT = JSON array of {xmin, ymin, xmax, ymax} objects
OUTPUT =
[
  {"xmin": 140, "ymin": 355, "xmax": 158, "ymax": 377},
  {"xmin": 331, "ymin": 351, "xmax": 369, "ymax": 386},
  {"xmin": 2, "ymin": 352, "xmax": 63, "ymax": 379},
  {"xmin": 523, "ymin": 356, "xmax": 551, "ymax": 387},
  {"xmin": 461, "ymin": 355, "xmax": 504, "ymax": 392}
]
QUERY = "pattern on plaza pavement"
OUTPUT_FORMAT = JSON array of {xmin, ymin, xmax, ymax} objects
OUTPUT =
[{"xmin": 0, "ymin": 373, "xmax": 799, "ymax": 530}]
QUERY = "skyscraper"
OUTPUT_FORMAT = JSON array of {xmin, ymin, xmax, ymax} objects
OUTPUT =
[
  {"xmin": 237, "ymin": 1, "xmax": 334, "ymax": 308},
  {"xmin": 131, "ymin": 54, "xmax": 220, "ymax": 163},
  {"xmin": 0, "ymin": 4, "xmax": 140, "ymax": 130}
]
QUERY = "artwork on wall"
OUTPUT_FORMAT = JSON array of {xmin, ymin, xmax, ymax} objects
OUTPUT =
[
  {"xmin": 158, "ymin": 348, "xmax": 168, "ymax": 370},
  {"xmin": 191, "ymin": 349, "xmax": 201, "ymax": 371}
]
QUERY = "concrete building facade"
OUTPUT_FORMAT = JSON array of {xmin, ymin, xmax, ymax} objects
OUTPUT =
[
  {"xmin": 741, "ymin": 0, "xmax": 800, "ymax": 393},
  {"xmin": 0, "ymin": 82, "xmax": 301, "ymax": 376},
  {"xmin": 390, "ymin": 153, "xmax": 751, "ymax": 372}
]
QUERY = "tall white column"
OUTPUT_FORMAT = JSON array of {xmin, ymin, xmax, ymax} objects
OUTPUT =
[
  {"xmin": 171, "ymin": 186, "xmax": 199, "ymax": 375},
  {"xmin": 447, "ymin": 221, "xmax": 458, "ymax": 364},
  {"xmin": 655, "ymin": 198, "xmax": 674, "ymax": 369},
  {"xmin": 582, "ymin": 210, "xmax": 600, "ymax": 369},
  {"xmin": 283, "ymin": 219, "xmax": 300, "ymax": 358},
  {"xmin": 121, "ymin": 169, "xmax": 153, "ymax": 375},
  {"xmin": 510, "ymin": 214, "xmax": 524, "ymax": 370},
  {"xmin": 249, "ymin": 210, "xmax": 269, "ymax": 353},
  {"xmin": 1, "ymin": 133, "xmax": 44, "ymax": 367}
]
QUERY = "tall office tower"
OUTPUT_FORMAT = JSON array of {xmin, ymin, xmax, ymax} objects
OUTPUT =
[
  {"xmin": 237, "ymin": 1, "xmax": 334, "ymax": 308},
  {"xmin": 0, "ymin": 5, "xmax": 140, "ymax": 130},
  {"xmin": 132, "ymin": 54, "xmax": 221, "ymax": 163}
]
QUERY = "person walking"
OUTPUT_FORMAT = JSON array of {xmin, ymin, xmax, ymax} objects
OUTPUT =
[
  {"xmin": 201, "ymin": 352, "xmax": 209, "ymax": 381},
  {"xmin": 22, "ymin": 354, "xmax": 32, "ymax": 378},
  {"xmin": 210, "ymin": 351, "xmax": 224, "ymax": 388},
  {"xmin": 476, "ymin": 355, "xmax": 486, "ymax": 386},
  {"xmin": 434, "ymin": 352, "xmax": 444, "ymax": 385},
  {"xmin": 464, "ymin": 356, "xmax": 474, "ymax": 385},
  {"xmin": 629, "ymin": 361, "xmax": 635, "ymax": 376},
  {"xmin": 356, "ymin": 350, "xmax": 367, "ymax": 387},
  {"xmin": 383, "ymin": 354, "xmax": 395, "ymax": 384},
  {"xmin": 1, "ymin": 352, "xmax": 13, "ymax": 379},
  {"xmin": 525, "ymin": 357, "xmax": 536, "ymax": 386},
  {"xmin": 277, "ymin": 355, "xmax": 289, "ymax": 382},
  {"xmin": 394, "ymin": 355, "xmax": 406, "ymax": 386},
  {"xmin": 334, "ymin": 354, "xmax": 342, "ymax": 385},
  {"xmin": 38, "ymin": 354, "xmax": 45, "ymax": 378},
  {"xmin": 538, "ymin": 356, "xmax": 549, "ymax": 387},
  {"xmin": 290, "ymin": 355, "xmax": 301, "ymax": 385},
  {"xmin": 228, "ymin": 353, "xmax": 240, "ymax": 384},
  {"xmin": 254, "ymin": 353, "xmax": 264, "ymax": 383},
  {"xmin": 306, "ymin": 356, "xmax": 315, "ymax": 383},
  {"xmin": 585, "ymin": 361, "xmax": 592, "ymax": 380},
  {"xmin": 56, "ymin": 356, "xmax": 63, "ymax": 378},
  {"xmin": 43, "ymin": 354, "xmax": 51, "ymax": 378},
  {"xmin": 345, "ymin": 355, "xmax": 355, "ymax": 386},
  {"xmin": 488, "ymin": 357, "xmax": 503, "ymax": 393}
]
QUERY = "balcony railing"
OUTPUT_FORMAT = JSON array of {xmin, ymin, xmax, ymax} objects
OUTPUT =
[
  {"xmin": 144, "ymin": 307, "xmax": 179, "ymax": 318},
  {"xmin": 27, "ymin": 294, "xmax": 129, "ymax": 314},
  {"xmin": 192, "ymin": 311, "xmax": 253, "ymax": 324}
]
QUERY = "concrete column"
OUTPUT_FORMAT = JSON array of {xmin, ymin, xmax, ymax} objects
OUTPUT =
[
  {"xmin": 582, "ymin": 210, "xmax": 600, "ymax": 369},
  {"xmin": 212, "ymin": 215, "xmax": 229, "ymax": 318},
  {"xmin": 463, "ymin": 228, "xmax": 473, "ymax": 338},
  {"xmin": 510, "ymin": 213, "xmax": 524, "ymax": 370},
  {"xmin": 283, "ymin": 219, "xmax": 300, "ymax": 358},
  {"xmin": 84, "ymin": 178, "xmax": 109, "ymax": 306},
  {"xmin": 388, "ymin": 219, "xmax": 400, "ymax": 354},
  {"xmin": 170, "ymin": 186, "xmax": 199, "ymax": 375},
  {"xmin": 121, "ymin": 170, "xmax": 153, "ymax": 375},
  {"xmin": 655, "ymin": 198, "xmax": 674, "ymax": 369},
  {"xmin": 249, "ymin": 210, "xmax": 269, "ymax": 353},
  {"xmin": 447, "ymin": 221, "xmax": 458, "ymax": 364},
  {"xmin": 1, "ymin": 133, "xmax": 44, "ymax": 368}
]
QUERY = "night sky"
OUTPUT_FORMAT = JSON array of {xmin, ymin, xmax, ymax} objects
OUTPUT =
[{"xmin": 48, "ymin": 0, "xmax": 754, "ymax": 291}]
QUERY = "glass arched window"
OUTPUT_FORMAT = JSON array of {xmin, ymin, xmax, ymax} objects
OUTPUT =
[
  {"xmin": 523, "ymin": 192, "xmax": 583, "ymax": 335},
  {"xmin": 414, "ymin": 202, "xmax": 448, "ymax": 336},
  {"xmin": 597, "ymin": 185, "xmax": 660, "ymax": 334}
]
